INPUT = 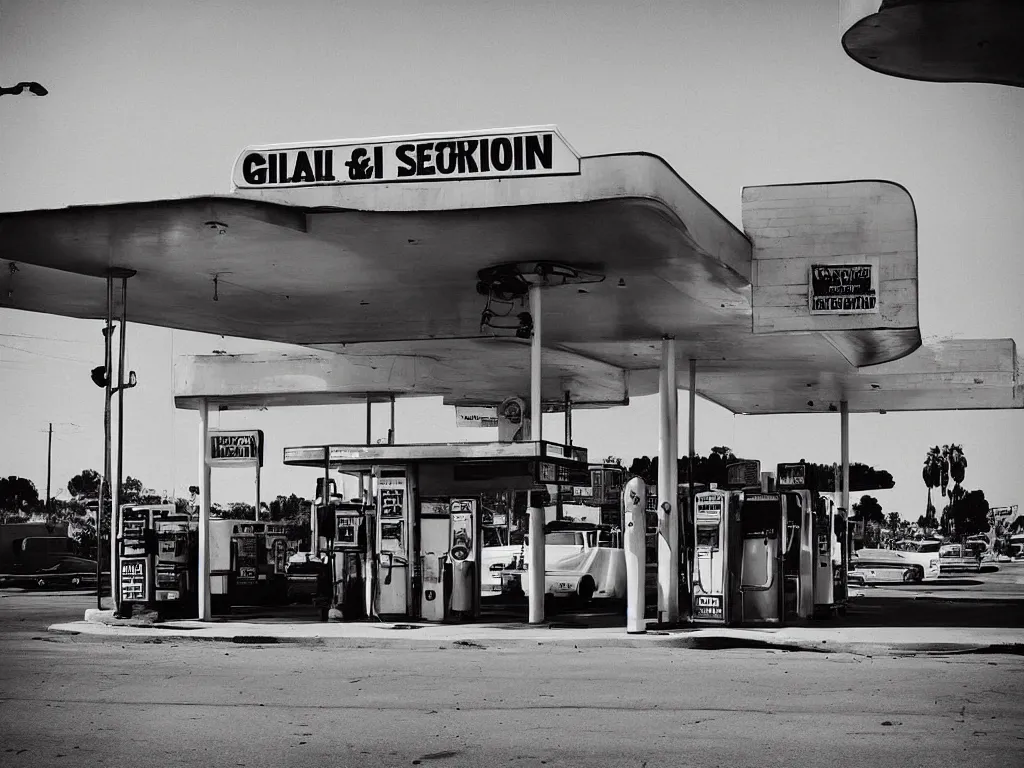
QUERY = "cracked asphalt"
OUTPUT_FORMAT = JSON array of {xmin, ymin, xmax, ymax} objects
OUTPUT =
[{"xmin": 2, "ymin": 590, "xmax": 1023, "ymax": 767}]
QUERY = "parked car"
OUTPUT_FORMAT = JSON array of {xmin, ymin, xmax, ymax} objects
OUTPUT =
[
  {"xmin": 849, "ymin": 550, "xmax": 927, "ymax": 583},
  {"xmin": 481, "ymin": 521, "xmax": 626, "ymax": 603}
]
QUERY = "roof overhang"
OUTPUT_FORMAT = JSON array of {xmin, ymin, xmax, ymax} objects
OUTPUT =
[
  {"xmin": 840, "ymin": 0, "xmax": 1024, "ymax": 87},
  {"xmin": 2, "ymin": 127, "xmax": 1019, "ymax": 415}
]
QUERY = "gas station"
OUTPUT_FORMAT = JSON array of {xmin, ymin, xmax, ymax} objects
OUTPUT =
[{"xmin": 2, "ymin": 124, "xmax": 1021, "ymax": 632}]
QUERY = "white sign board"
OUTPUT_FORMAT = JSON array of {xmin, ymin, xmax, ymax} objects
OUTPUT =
[
  {"xmin": 455, "ymin": 405, "xmax": 499, "ymax": 428},
  {"xmin": 207, "ymin": 429, "xmax": 264, "ymax": 468},
  {"xmin": 232, "ymin": 126, "xmax": 580, "ymax": 189}
]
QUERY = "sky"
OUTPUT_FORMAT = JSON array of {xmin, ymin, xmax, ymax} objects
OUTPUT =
[{"xmin": 1, "ymin": 0, "xmax": 1022, "ymax": 519}]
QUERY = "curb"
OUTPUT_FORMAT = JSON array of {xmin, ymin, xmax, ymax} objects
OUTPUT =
[{"xmin": 45, "ymin": 623, "xmax": 1024, "ymax": 656}]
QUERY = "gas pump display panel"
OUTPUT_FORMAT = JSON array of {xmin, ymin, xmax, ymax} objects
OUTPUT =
[
  {"xmin": 234, "ymin": 533, "xmax": 258, "ymax": 585},
  {"xmin": 120, "ymin": 559, "xmax": 149, "ymax": 602}
]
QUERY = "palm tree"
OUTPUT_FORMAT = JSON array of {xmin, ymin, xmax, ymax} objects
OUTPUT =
[
  {"xmin": 942, "ymin": 444, "xmax": 967, "ymax": 537},
  {"xmin": 922, "ymin": 446, "xmax": 944, "ymax": 529}
]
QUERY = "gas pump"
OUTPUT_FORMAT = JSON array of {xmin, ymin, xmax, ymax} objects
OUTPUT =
[
  {"xmin": 736, "ymin": 491, "xmax": 786, "ymax": 625},
  {"xmin": 332, "ymin": 503, "xmax": 368, "ymax": 620},
  {"xmin": 375, "ymin": 469, "xmax": 411, "ymax": 618},
  {"xmin": 117, "ymin": 506, "xmax": 157, "ymax": 609},
  {"xmin": 813, "ymin": 495, "xmax": 849, "ymax": 617},
  {"xmin": 152, "ymin": 509, "xmax": 198, "ymax": 612},
  {"xmin": 691, "ymin": 490, "xmax": 739, "ymax": 625},
  {"xmin": 446, "ymin": 498, "xmax": 480, "ymax": 621},
  {"xmin": 117, "ymin": 504, "xmax": 196, "ymax": 617},
  {"xmin": 780, "ymin": 490, "xmax": 815, "ymax": 620}
]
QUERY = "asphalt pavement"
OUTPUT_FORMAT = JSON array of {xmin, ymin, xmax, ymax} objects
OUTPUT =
[{"xmin": 1, "ymin": 587, "xmax": 1023, "ymax": 768}]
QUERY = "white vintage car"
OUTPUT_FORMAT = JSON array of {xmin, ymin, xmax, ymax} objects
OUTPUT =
[
  {"xmin": 480, "ymin": 522, "xmax": 626, "ymax": 603},
  {"xmin": 850, "ymin": 547, "xmax": 941, "ymax": 583}
]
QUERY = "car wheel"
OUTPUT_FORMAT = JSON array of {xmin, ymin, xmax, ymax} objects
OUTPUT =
[
  {"xmin": 577, "ymin": 577, "xmax": 596, "ymax": 605},
  {"xmin": 903, "ymin": 568, "xmax": 922, "ymax": 583}
]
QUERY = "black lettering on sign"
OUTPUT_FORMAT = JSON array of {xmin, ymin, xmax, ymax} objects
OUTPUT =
[
  {"xmin": 268, "ymin": 153, "xmax": 278, "ymax": 184},
  {"xmin": 395, "ymin": 144, "xmax": 416, "ymax": 177},
  {"xmin": 525, "ymin": 133, "xmax": 552, "ymax": 170},
  {"xmin": 435, "ymin": 141, "xmax": 456, "ymax": 174},
  {"xmin": 416, "ymin": 143, "xmax": 436, "ymax": 176},
  {"xmin": 479, "ymin": 137, "xmax": 490, "ymax": 172},
  {"xmin": 292, "ymin": 151, "xmax": 315, "ymax": 183},
  {"xmin": 242, "ymin": 153, "xmax": 267, "ymax": 185},
  {"xmin": 460, "ymin": 140, "xmax": 478, "ymax": 173},
  {"xmin": 491, "ymin": 137, "xmax": 512, "ymax": 171}
]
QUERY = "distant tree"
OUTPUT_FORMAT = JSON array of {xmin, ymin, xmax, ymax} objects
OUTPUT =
[
  {"xmin": 227, "ymin": 502, "xmax": 256, "ymax": 519},
  {"xmin": 603, "ymin": 455, "xmax": 623, "ymax": 466},
  {"xmin": 67, "ymin": 469, "xmax": 104, "ymax": 500},
  {"xmin": 853, "ymin": 495, "xmax": 884, "ymax": 547},
  {"xmin": 949, "ymin": 489, "xmax": 989, "ymax": 539},
  {"xmin": 0, "ymin": 475, "xmax": 41, "ymax": 519},
  {"xmin": 886, "ymin": 511, "xmax": 902, "ymax": 535},
  {"xmin": 853, "ymin": 495, "xmax": 884, "ymax": 524}
]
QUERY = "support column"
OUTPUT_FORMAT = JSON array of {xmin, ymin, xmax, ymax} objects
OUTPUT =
[
  {"xmin": 365, "ymin": 395, "xmax": 372, "ymax": 445},
  {"xmin": 657, "ymin": 337, "xmax": 679, "ymax": 625},
  {"xmin": 197, "ymin": 399, "xmax": 212, "ymax": 620},
  {"xmin": 528, "ymin": 501, "xmax": 546, "ymax": 624},
  {"xmin": 686, "ymin": 358, "xmax": 696, "ymax": 617},
  {"xmin": 528, "ymin": 283, "xmax": 544, "ymax": 624},
  {"xmin": 564, "ymin": 390, "xmax": 572, "ymax": 446},
  {"xmin": 840, "ymin": 400, "xmax": 850, "ymax": 515},
  {"xmin": 97, "ymin": 275, "xmax": 113, "ymax": 610},
  {"xmin": 529, "ymin": 284, "xmax": 542, "ymax": 441},
  {"xmin": 389, "ymin": 394, "xmax": 396, "ymax": 445},
  {"xmin": 111, "ymin": 276, "xmax": 130, "ymax": 614}
]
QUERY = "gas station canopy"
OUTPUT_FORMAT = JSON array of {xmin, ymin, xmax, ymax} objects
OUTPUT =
[
  {"xmin": 841, "ymin": 0, "xmax": 1024, "ymax": 88},
  {"xmin": 1, "ymin": 126, "xmax": 1021, "ymax": 414}
]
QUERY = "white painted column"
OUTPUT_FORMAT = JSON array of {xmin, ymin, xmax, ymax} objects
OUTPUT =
[
  {"xmin": 657, "ymin": 337, "xmax": 679, "ymax": 624},
  {"xmin": 197, "ymin": 399, "xmax": 212, "ymax": 621},
  {"xmin": 528, "ymin": 283, "xmax": 544, "ymax": 623},
  {"xmin": 686, "ymin": 358, "xmax": 696, "ymax": 616},
  {"xmin": 623, "ymin": 477, "xmax": 647, "ymax": 634},
  {"xmin": 529, "ymin": 284, "xmax": 542, "ymax": 441},
  {"xmin": 840, "ymin": 400, "xmax": 850, "ymax": 514}
]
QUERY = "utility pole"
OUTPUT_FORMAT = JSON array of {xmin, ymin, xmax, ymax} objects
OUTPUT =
[{"xmin": 46, "ymin": 422, "xmax": 52, "ymax": 515}]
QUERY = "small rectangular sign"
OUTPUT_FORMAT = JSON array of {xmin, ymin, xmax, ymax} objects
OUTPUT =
[
  {"xmin": 208, "ymin": 430, "xmax": 264, "ymax": 468},
  {"xmin": 726, "ymin": 460, "xmax": 761, "ymax": 488},
  {"xmin": 809, "ymin": 261, "xmax": 879, "ymax": 315},
  {"xmin": 455, "ymin": 406, "xmax": 499, "ymax": 428},
  {"xmin": 693, "ymin": 594, "xmax": 724, "ymax": 621},
  {"xmin": 233, "ymin": 126, "xmax": 580, "ymax": 189},
  {"xmin": 119, "ymin": 558, "xmax": 149, "ymax": 603}
]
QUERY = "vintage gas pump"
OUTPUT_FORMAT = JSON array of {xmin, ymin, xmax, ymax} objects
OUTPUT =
[
  {"xmin": 151, "ymin": 508, "xmax": 198, "ymax": 612},
  {"xmin": 813, "ymin": 495, "xmax": 849, "ymax": 616},
  {"xmin": 774, "ymin": 463, "xmax": 819, "ymax": 621},
  {"xmin": 736, "ymin": 491, "xmax": 786, "ymax": 625},
  {"xmin": 332, "ymin": 503, "xmax": 368, "ymax": 620},
  {"xmin": 446, "ymin": 498, "xmax": 480, "ymax": 621},
  {"xmin": 117, "ymin": 505, "xmax": 158, "ymax": 609},
  {"xmin": 691, "ymin": 490, "xmax": 739, "ymax": 625},
  {"xmin": 419, "ymin": 498, "xmax": 450, "ymax": 622},
  {"xmin": 375, "ymin": 468, "xmax": 411, "ymax": 618}
]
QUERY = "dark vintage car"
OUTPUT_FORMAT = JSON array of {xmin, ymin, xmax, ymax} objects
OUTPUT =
[{"xmin": 0, "ymin": 556, "xmax": 106, "ymax": 590}]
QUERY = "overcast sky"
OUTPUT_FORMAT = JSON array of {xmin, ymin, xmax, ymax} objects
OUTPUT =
[{"xmin": 1, "ymin": 0, "xmax": 1021, "ymax": 518}]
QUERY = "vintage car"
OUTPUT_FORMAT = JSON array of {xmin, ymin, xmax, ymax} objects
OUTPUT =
[
  {"xmin": 480, "ymin": 521, "xmax": 626, "ymax": 603},
  {"xmin": 938, "ymin": 543, "xmax": 983, "ymax": 574},
  {"xmin": 849, "ymin": 548, "xmax": 939, "ymax": 583}
]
